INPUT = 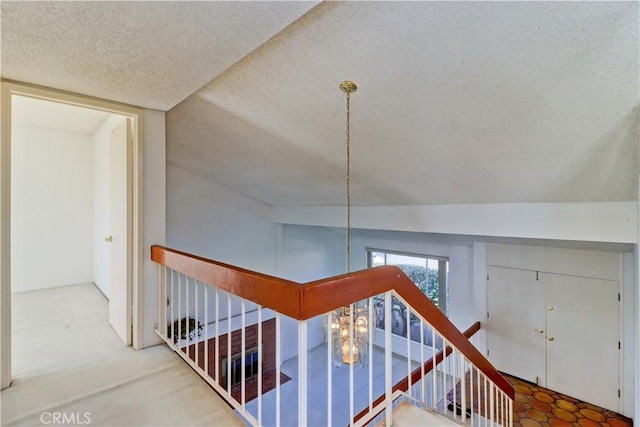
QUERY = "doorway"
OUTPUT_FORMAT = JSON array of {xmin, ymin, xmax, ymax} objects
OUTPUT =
[{"xmin": 0, "ymin": 81, "xmax": 143, "ymax": 389}]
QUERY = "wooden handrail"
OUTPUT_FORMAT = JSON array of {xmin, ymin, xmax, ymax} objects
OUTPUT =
[
  {"xmin": 353, "ymin": 322, "xmax": 482, "ymax": 424},
  {"xmin": 151, "ymin": 245, "xmax": 514, "ymax": 399}
]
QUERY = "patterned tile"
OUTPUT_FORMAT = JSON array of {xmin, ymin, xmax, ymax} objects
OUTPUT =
[{"xmin": 504, "ymin": 374, "xmax": 632, "ymax": 427}]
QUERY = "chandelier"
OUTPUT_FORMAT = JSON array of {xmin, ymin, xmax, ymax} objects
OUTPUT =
[{"xmin": 326, "ymin": 81, "xmax": 369, "ymax": 367}]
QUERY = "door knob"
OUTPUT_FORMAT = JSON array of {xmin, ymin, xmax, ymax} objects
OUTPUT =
[
  {"xmin": 105, "ymin": 235, "xmax": 113, "ymax": 243},
  {"xmin": 547, "ymin": 306, "xmax": 554, "ymax": 311},
  {"xmin": 534, "ymin": 328, "xmax": 544, "ymax": 334},
  {"xmin": 547, "ymin": 336, "xmax": 554, "ymax": 341}
]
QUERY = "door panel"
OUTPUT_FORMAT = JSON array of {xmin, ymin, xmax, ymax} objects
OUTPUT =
[
  {"xmin": 108, "ymin": 118, "xmax": 131, "ymax": 345},
  {"xmin": 543, "ymin": 273, "xmax": 619, "ymax": 412},
  {"xmin": 487, "ymin": 266, "xmax": 546, "ymax": 385}
]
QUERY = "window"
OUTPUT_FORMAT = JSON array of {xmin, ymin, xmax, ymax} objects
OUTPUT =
[
  {"xmin": 367, "ymin": 249, "xmax": 449, "ymax": 315},
  {"xmin": 221, "ymin": 346, "xmax": 259, "ymax": 389}
]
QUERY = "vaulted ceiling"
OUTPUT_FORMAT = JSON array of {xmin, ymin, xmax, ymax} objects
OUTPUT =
[{"xmin": 3, "ymin": 1, "xmax": 638, "ymax": 207}]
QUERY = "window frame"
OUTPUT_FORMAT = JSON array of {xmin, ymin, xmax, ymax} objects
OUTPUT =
[{"xmin": 366, "ymin": 247, "xmax": 449, "ymax": 315}]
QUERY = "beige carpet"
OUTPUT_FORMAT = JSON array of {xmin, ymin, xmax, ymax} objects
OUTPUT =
[{"xmin": 2, "ymin": 283, "xmax": 243, "ymax": 427}]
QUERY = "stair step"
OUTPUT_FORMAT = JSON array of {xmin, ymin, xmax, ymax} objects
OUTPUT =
[{"xmin": 376, "ymin": 401, "xmax": 462, "ymax": 426}]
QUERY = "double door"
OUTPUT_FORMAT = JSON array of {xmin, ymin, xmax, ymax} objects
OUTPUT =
[{"xmin": 487, "ymin": 266, "xmax": 620, "ymax": 412}]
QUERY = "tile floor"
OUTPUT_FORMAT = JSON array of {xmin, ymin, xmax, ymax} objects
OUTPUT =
[{"xmin": 507, "ymin": 374, "xmax": 633, "ymax": 427}]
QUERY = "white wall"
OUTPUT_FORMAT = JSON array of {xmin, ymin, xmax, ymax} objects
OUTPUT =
[
  {"xmin": 167, "ymin": 164, "xmax": 276, "ymax": 274},
  {"xmin": 140, "ymin": 109, "xmax": 167, "ymax": 348},
  {"xmin": 11, "ymin": 125, "xmax": 94, "ymax": 292},
  {"xmin": 164, "ymin": 163, "xmax": 276, "ymax": 347},
  {"xmin": 276, "ymin": 224, "xmax": 346, "ymax": 361},
  {"xmin": 276, "ymin": 224, "xmax": 345, "ymax": 282}
]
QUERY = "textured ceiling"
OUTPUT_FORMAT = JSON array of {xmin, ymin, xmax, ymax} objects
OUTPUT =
[
  {"xmin": 12, "ymin": 96, "xmax": 113, "ymax": 134},
  {"xmin": 168, "ymin": 1, "xmax": 639, "ymax": 206},
  {"xmin": 3, "ymin": 1, "xmax": 638, "ymax": 207},
  {"xmin": 1, "ymin": 1, "xmax": 319, "ymax": 110}
]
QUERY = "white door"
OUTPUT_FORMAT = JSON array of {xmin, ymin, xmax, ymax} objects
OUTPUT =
[
  {"xmin": 543, "ymin": 273, "xmax": 619, "ymax": 411},
  {"xmin": 108, "ymin": 118, "xmax": 131, "ymax": 345},
  {"xmin": 487, "ymin": 266, "xmax": 546, "ymax": 385}
]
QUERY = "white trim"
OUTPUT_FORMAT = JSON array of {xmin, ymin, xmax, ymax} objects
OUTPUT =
[
  {"xmin": 622, "ymin": 252, "xmax": 634, "ymax": 416},
  {"xmin": 0, "ymin": 81, "xmax": 145, "ymax": 389},
  {"xmin": 272, "ymin": 202, "xmax": 638, "ymax": 244},
  {"xmin": 1, "ymin": 82, "xmax": 12, "ymax": 390}
]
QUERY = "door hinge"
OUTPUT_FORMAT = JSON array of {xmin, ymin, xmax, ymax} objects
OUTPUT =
[
  {"xmin": 487, "ymin": 349, "xmax": 490, "ymax": 356},
  {"xmin": 487, "ymin": 311, "xmax": 490, "ymax": 319},
  {"xmin": 487, "ymin": 274, "xmax": 489, "ymax": 281},
  {"xmin": 536, "ymin": 271, "xmax": 539, "ymax": 281},
  {"xmin": 618, "ymin": 341, "xmax": 621, "ymax": 350},
  {"xmin": 618, "ymin": 293, "xmax": 621, "ymax": 301},
  {"xmin": 618, "ymin": 389, "xmax": 621, "ymax": 398}
]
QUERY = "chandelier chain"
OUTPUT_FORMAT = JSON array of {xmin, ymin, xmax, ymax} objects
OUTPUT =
[{"xmin": 345, "ymin": 91, "xmax": 351, "ymax": 273}]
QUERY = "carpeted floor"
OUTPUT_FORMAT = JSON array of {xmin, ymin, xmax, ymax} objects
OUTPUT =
[
  {"xmin": 2, "ymin": 283, "xmax": 243, "ymax": 426},
  {"xmin": 507, "ymin": 374, "xmax": 632, "ymax": 427}
]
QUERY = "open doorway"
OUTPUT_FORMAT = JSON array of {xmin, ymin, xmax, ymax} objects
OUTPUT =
[
  {"xmin": 1, "ymin": 82, "xmax": 144, "ymax": 389},
  {"xmin": 11, "ymin": 96, "xmax": 131, "ymax": 376}
]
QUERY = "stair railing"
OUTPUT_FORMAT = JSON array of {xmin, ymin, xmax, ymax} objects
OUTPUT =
[
  {"xmin": 352, "ymin": 322, "xmax": 482, "ymax": 425},
  {"xmin": 151, "ymin": 245, "xmax": 514, "ymax": 426}
]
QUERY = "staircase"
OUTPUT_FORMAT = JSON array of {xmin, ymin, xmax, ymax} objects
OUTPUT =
[
  {"xmin": 151, "ymin": 245, "xmax": 514, "ymax": 426},
  {"xmin": 378, "ymin": 402, "xmax": 461, "ymax": 427}
]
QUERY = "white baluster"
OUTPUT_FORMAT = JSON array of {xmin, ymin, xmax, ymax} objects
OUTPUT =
[
  {"xmin": 205, "ymin": 284, "xmax": 209, "ymax": 377},
  {"xmin": 327, "ymin": 311, "xmax": 333, "ymax": 427},
  {"xmin": 276, "ymin": 314, "xmax": 281, "ymax": 427},
  {"xmin": 215, "ymin": 288, "xmax": 219, "ymax": 383},
  {"xmin": 241, "ymin": 299, "xmax": 246, "ymax": 409},
  {"xmin": 384, "ymin": 292, "xmax": 392, "ymax": 427},
  {"xmin": 469, "ymin": 364, "xmax": 474, "ymax": 426},
  {"xmin": 178, "ymin": 273, "xmax": 182, "ymax": 349},
  {"xmin": 186, "ymin": 275, "xmax": 190, "ymax": 353},
  {"xmin": 406, "ymin": 306, "xmax": 411, "ymax": 397},
  {"xmin": 477, "ymin": 367, "xmax": 481, "ymax": 426},
  {"xmin": 227, "ymin": 292, "xmax": 231, "ymax": 395},
  {"xmin": 298, "ymin": 320, "xmax": 308, "ymax": 427},
  {"xmin": 157, "ymin": 265, "xmax": 162, "ymax": 334},
  {"xmin": 368, "ymin": 296, "xmax": 374, "ymax": 414},
  {"xmin": 257, "ymin": 305, "xmax": 262, "ymax": 425},
  {"xmin": 349, "ymin": 303, "xmax": 355, "ymax": 424},
  {"xmin": 195, "ymin": 279, "xmax": 199, "ymax": 367},
  {"xmin": 420, "ymin": 318, "xmax": 425, "ymax": 405},
  {"xmin": 461, "ymin": 355, "xmax": 466, "ymax": 424},
  {"xmin": 170, "ymin": 269, "xmax": 174, "ymax": 343},
  {"xmin": 489, "ymin": 382, "xmax": 495, "ymax": 426},
  {"xmin": 432, "ymin": 327, "xmax": 437, "ymax": 410},
  {"xmin": 453, "ymin": 350, "xmax": 458, "ymax": 421},
  {"xmin": 484, "ymin": 376, "xmax": 488, "ymax": 427}
]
